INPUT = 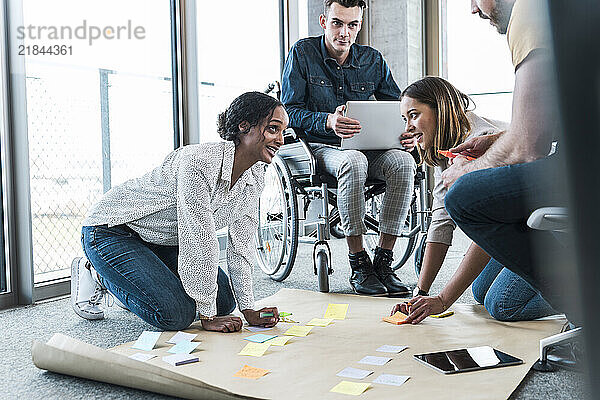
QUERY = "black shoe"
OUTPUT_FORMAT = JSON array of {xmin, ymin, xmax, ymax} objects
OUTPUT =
[
  {"xmin": 349, "ymin": 250, "xmax": 387, "ymax": 296},
  {"xmin": 373, "ymin": 247, "xmax": 411, "ymax": 297}
]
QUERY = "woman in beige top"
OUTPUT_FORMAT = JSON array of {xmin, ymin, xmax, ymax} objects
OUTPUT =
[{"xmin": 393, "ymin": 77, "xmax": 555, "ymax": 323}]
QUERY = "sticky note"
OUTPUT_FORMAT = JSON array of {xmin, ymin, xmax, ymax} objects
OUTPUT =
[
  {"xmin": 233, "ymin": 365, "xmax": 270, "ymax": 379},
  {"xmin": 437, "ymin": 150, "xmax": 476, "ymax": 161},
  {"xmin": 266, "ymin": 336, "xmax": 292, "ymax": 346},
  {"xmin": 336, "ymin": 367, "xmax": 374, "ymax": 379},
  {"xmin": 383, "ymin": 311, "xmax": 409, "ymax": 325},
  {"xmin": 162, "ymin": 353, "xmax": 199, "ymax": 366},
  {"xmin": 372, "ymin": 374, "xmax": 410, "ymax": 387},
  {"xmin": 324, "ymin": 303, "xmax": 349, "ymax": 320},
  {"xmin": 167, "ymin": 341, "xmax": 200, "ymax": 354},
  {"xmin": 330, "ymin": 381, "xmax": 370, "ymax": 396},
  {"xmin": 128, "ymin": 353, "xmax": 156, "ymax": 362},
  {"xmin": 284, "ymin": 325, "xmax": 313, "ymax": 337},
  {"xmin": 245, "ymin": 325, "xmax": 273, "ymax": 333},
  {"xmin": 132, "ymin": 331, "xmax": 161, "ymax": 351},
  {"xmin": 376, "ymin": 345, "xmax": 408, "ymax": 353},
  {"xmin": 430, "ymin": 310, "xmax": 454, "ymax": 318},
  {"xmin": 306, "ymin": 318, "xmax": 334, "ymax": 327},
  {"xmin": 166, "ymin": 331, "xmax": 197, "ymax": 344},
  {"xmin": 238, "ymin": 342, "xmax": 271, "ymax": 357},
  {"xmin": 244, "ymin": 334, "xmax": 277, "ymax": 343},
  {"xmin": 358, "ymin": 355, "xmax": 392, "ymax": 366}
]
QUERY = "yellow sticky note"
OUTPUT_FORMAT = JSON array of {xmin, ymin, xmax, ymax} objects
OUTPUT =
[
  {"xmin": 306, "ymin": 318, "xmax": 334, "ymax": 327},
  {"xmin": 233, "ymin": 365, "xmax": 270, "ymax": 379},
  {"xmin": 266, "ymin": 336, "xmax": 292, "ymax": 346},
  {"xmin": 238, "ymin": 342, "xmax": 270, "ymax": 357},
  {"xmin": 330, "ymin": 381, "xmax": 370, "ymax": 396},
  {"xmin": 430, "ymin": 310, "xmax": 454, "ymax": 318},
  {"xmin": 284, "ymin": 325, "xmax": 313, "ymax": 337},
  {"xmin": 324, "ymin": 303, "xmax": 349, "ymax": 320}
]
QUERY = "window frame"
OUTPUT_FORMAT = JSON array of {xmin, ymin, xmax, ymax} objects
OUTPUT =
[{"xmin": 0, "ymin": 0, "xmax": 183, "ymax": 309}]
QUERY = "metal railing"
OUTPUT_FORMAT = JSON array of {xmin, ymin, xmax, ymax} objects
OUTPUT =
[{"xmin": 27, "ymin": 64, "xmax": 173, "ymax": 283}]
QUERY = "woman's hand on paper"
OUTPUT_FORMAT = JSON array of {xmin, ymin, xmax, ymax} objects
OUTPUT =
[
  {"xmin": 201, "ymin": 316, "xmax": 243, "ymax": 333},
  {"xmin": 391, "ymin": 295, "xmax": 446, "ymax": 324},
  {"xmin": 243, "ymin": 307, "xmax": 279, "ymax": 328}
]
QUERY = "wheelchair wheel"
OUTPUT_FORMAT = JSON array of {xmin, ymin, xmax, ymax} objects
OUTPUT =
[
  {"xmin": 255, "ymin": 156, "xmax": 298, "ymax": 281},
  {"xmin": 414, "ymin": 234, "xmax": 427, "ymax": 279},
  {"xmin": 329, "ymin": 208, "xmax": 345, "ymax": 239},
  {"xmin": 364, "ymin": 195, "xmax": 418, "ymax": 271},
  {"xmin": 315, "ymin": 249, "xmax": 330, "ymax": 293}
]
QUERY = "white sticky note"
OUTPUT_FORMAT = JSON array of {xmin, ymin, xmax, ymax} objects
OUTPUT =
[
  {"xmin": 245, "ymin": 325, "xmax": 273, "ymax": 333},
  {"xmin": 132, "ymin": 331, "xmax": 161, "ymax": 351},
  {"xmin": 167, "ymin": 341, "xmax": 200, "ymax": 354},
  {"xmin": 372, "ymin": 374, "xmax": 410, "ymax": 387},
  {"xmin": 166, "ymin": 331, "xmax": 197, "ymax": 344},
  {"xmin": 376, "ymin": 345, "xmax": 408, "ymax": 353},
  {"xmin": 358, "ymin": 355, "xmax": 392, "ymax": 366},
  {"xmin": 128, "ymin": 353, "xmax": 156, "ymax": 362},
  {"xmin": 336, "ymin": 367, "xmax": 374, "ymax": 379},
  {"xmin": 162, "ymin": 353, "xmax": 199, "ymax": 366}
]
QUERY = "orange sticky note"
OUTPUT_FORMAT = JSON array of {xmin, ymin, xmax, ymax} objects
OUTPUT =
[
  {"xmin": 233, "ymin": 365, "xmax": 270, "ymax": 379},
  {"xmin": 383, "ymin": 311, "xmax": 409, "ymax": 325},
  {"xmin": 438, "ymin": 150, "xmax": 476, "ymax": 161}
]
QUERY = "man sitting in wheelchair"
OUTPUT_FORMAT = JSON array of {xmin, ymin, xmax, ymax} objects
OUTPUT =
[{"xmin": 281, "ymin": 0, "xmax": 415, "ymax": 296}]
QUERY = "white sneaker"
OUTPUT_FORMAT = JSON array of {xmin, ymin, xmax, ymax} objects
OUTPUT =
[
  {"xmin": 87, "ymin": 262, "xmax": 128, "ymax": 311},
  {"xmin": 71, "ymin": 257, "xmax": 107, "ymax": 320}
]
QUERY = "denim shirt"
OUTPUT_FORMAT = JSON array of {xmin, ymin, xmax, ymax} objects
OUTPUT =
[{"xmin": 281, "ymin": 35, "xmax": 401, "ymax": 145}]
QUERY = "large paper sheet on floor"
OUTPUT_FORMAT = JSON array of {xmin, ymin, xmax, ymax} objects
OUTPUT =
[{"xmin": 33, "ymin": 288, "xmax": 565, "ymax": 399}]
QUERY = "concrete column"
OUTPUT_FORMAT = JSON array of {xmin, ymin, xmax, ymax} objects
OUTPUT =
[{"xmin": 368, "ymin": 0, "xmax": 423, "ymax": 89}]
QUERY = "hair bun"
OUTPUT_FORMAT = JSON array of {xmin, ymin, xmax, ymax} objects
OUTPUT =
[{"xmin": 217, "ymin": 111, "xmax": 228, "ymax": 139}]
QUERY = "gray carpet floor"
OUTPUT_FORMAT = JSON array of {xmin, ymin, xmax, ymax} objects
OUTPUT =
[{"xmin": 0, "ymin": 230, "xmax": 587, "ymax": 399}]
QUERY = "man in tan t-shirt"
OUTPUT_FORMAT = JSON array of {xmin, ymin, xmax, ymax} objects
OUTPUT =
[{"xmin": 423, "ymin": 0, "xmax": 578, "ymax": 326}]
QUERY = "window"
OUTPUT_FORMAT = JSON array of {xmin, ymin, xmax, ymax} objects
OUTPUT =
[
  {"xmin": 442, "ymin": 1, "xmax": 515, "ymax": 122},
  {"xmin": 195, "ymin": 1, "xmax": 282, "ymax": 143},
  {"xmin": 17, "ymin": 0, "xmax": 177, "ymax": 285}
]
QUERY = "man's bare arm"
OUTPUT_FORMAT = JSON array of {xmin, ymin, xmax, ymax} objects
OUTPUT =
[{"xmin": 469, "ymin": 51, "xmax": 558, "ymax": 169}]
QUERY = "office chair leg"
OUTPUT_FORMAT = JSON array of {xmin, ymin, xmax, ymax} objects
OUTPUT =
[{"xmin": 533, "ymin": 327, "xmax": 583, "ymax": 372}]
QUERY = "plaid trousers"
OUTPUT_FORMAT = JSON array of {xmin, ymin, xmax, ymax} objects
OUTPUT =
[{"xmin": 310, "ymin": 144, "xmax": 415, "ymax": 237}]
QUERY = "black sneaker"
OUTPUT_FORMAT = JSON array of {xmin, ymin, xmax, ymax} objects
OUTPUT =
[
  {"xmin": 373, "ymin": 247, "xmax": 411, "ymax": 297},
  {"xmin": 349, "ymin": 250, "xmax": 387, "ymax": 296}
]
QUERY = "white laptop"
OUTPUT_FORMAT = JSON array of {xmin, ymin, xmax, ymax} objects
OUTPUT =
[{"xmin": 340, "ymin": 101, "xmax": 405, "ymax": 150}]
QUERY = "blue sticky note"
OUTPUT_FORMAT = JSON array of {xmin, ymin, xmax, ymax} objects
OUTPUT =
[
  {"xmin": 244, "ymin": 334, "xmax": 277, "ymax": 343},
  {"xmin": 167, "ymin": 340, "xmax": 200, "ymax": 354},
  {"xmin": 132, "ymin": 331, "xmax": 161, "ymax": 351}
]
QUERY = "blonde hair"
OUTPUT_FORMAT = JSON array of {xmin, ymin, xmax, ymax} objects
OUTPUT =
[{"xmin": 401, "ymin": 76, "xmax": 473, "ymax": 166}]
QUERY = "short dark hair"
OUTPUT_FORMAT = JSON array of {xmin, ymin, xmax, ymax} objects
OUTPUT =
[
  {"xmin": 217, "ymin": 91, "xmax": 283, "ymax": 145},
  {"xmin": 323, "ymin": 0, "xmax": 367, "ymax": 17}
]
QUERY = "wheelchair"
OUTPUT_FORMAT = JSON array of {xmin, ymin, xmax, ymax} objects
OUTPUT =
[{"xmin": 255, "ymin": 127, "xmax": 432, "ymax": 292}]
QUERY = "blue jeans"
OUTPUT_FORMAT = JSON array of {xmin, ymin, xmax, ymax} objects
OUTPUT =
[
  {"xmin": 472, "ymin": 258, "xmax": 556, "ymax": 321},
  {"xmin": 81, "ymin": 224, "xmax": 236, "ymax": 331},
  {"xmin": 445, "ymin": 156, "xmax": 580, "ymax": 324}
]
